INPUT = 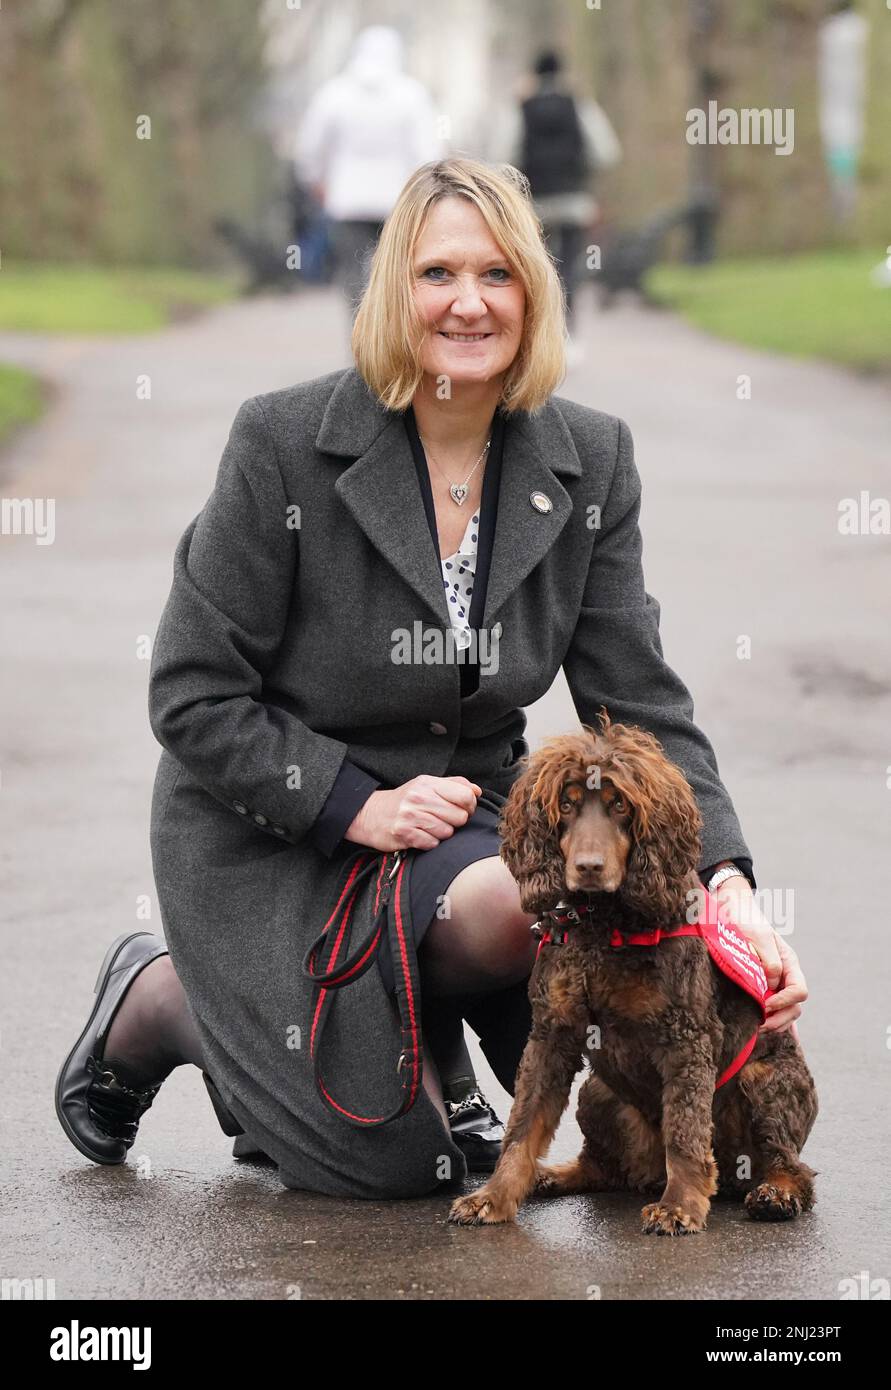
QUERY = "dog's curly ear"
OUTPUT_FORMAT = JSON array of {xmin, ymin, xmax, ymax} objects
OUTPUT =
[
  {"xmin": 616, "ymin": 731, "xmax": 703, "ymax": 920},
  {"xmin": 498, "ymin": 761, "xmax": 565, "ymax": 916}
]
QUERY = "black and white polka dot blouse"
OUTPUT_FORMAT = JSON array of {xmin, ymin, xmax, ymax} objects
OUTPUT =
[{"xmin": 441, "ymin": 511, "xmax": 479, "ymax": 651}]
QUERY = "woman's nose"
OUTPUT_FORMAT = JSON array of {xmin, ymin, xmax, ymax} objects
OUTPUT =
[{"xmin": 449, "ymin": 282, "xmax": 487, "ymax": 315}]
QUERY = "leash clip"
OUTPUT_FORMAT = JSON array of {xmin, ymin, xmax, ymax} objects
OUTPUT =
[{"xmin": 388, "ymin": 850, "xmax": 404, "ymax": 881}]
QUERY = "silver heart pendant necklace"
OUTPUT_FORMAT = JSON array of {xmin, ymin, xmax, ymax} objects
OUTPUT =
[{"xmin": 424, "ymin": 437, "xmax": 491, "ymax": 507}]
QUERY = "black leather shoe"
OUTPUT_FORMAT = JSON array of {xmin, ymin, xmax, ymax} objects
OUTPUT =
[
  {"xmin": 55, "ymin": 931, "xmax": 170, "ymax": 1165},
  {"xmin": 445, "ymin": 1089, "xmax": 506, "ymax": 1174}
]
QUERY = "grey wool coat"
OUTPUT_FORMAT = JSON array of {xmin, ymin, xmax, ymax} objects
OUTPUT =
[{"xmin": 148, "ymin": 364, "xmax": 753, "ymax": 1199}]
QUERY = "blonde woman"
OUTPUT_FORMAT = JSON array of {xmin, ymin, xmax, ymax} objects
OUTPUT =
[{"xmin": 56, "ymin": 158, "xmax": 807, "ymax": 1199}]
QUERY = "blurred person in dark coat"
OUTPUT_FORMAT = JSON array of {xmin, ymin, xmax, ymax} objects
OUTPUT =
[{"xmin": 492, "ymin": 50, "xmax": 621, "ymax": 360}]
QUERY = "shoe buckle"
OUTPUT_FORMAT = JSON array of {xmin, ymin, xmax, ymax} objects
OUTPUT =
[
  {"xmin": 86, "ymin": 1054, "xmax": 160, "ymax": 1101},
  {"xmin": 86, "ymin": 1055, "xmax": 115, "ymax": 1087}
]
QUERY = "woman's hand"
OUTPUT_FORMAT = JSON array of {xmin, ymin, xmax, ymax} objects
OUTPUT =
[
  {"xmin": 712, "ymin": 874, "xmax": 807, "ymax": 1035},
  {"xmin": 345, "ymin": 775, "xmax": 482, "ymax": 853}
]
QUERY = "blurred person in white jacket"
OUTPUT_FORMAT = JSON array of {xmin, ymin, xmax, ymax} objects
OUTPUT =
[
  {"xmin": 490, "ymin": 51, "xmax": 621, "ymax": 354},
  {"xmin": 296, "ymin": 26, "xmax": 446, "ymax": 316}
]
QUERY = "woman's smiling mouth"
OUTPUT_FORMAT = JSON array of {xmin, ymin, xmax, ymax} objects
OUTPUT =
[{"xmin": 437, "ymin": 331, "xmax": 493, "ymax": 342}]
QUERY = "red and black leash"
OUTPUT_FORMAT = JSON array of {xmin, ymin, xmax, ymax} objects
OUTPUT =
[
  {"xmin": 302, "ymin": 793, "xmax": 505, "ymax": 1127},
  {"xmin": 301, "ymin": 847, "xmax": 422, "ymax": 1127}
]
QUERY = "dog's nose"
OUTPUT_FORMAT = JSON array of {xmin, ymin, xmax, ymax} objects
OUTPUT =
[{"xmin": 573, "ymin": 856, "xmax": 605, "ymax": 882}]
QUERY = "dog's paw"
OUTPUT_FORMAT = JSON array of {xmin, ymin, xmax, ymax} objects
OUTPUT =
[
  {"xmin": 744, "ymin": 1182, "xmax": 803, "ymax": 1222},
  {"xmin": 449, "ymin": 1188, "xmax": 516, "ymax": 1226},
  {"xmin": 641, "ymin": 1201, "xmax": 705, "ymax": 1236}
]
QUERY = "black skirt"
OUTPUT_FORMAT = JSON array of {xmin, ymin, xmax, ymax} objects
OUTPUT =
[{"xmin": 376, "ymin": 798, "xmax": 503, "ymax": 994}]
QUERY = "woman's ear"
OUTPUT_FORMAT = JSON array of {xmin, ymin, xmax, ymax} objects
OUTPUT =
[{"xmin": 498, "ymin": 768, "xmax": 565, "ymax": 915}]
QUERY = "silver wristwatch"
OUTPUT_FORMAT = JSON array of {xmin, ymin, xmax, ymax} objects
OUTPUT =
[{"xmin": 706, "ymin": 863, "xmax": 746, "ymax": 893}]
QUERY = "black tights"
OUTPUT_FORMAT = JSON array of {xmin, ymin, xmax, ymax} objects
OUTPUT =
[{"xmin": 104, "ymin": 954, "xmax": 204, "ymax": 1083}]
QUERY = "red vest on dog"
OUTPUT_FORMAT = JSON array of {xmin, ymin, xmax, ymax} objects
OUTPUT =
[{"xmin": 536, "ymin": 892, "xmax": 773, "ymax": 1089}]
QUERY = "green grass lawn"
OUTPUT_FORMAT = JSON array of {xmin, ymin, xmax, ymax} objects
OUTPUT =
[
  {"xmin": 0, "ymin": 363, "xmax": 45, "ymax": 447},
  {"xmin": 0, "ymin": 263, "xmax": 240, "ymax": 334},
  {"xmin": 647, "ymin": 250, "xmax": 891, "ymax": 372},
  {"xmin": 0, "ymin": 263, "xmax": 240, "ymax": 445}
]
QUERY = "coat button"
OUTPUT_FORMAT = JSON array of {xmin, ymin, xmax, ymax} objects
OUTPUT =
[
  {"xmin": 429, "ymin": 721, "xmax": 448, "ymax": 736},
  {"xmin": 233, "ymin": 802, "xmax": 248, "ymax": 816},
  {"xmin": 530, "ymin": 490, "xmax": 552, "ymax": 513},
  {"xmin": 253, "ymin": 813, "xmax": 269, "ymax": 827},
  {"xmin": 272, "ymin": 824, "xmax": 287, "ymax": 836}
]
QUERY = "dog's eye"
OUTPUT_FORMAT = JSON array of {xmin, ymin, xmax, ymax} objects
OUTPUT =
[
  {"xmin": 559, "ymin": 798, "xmax": 574, "ymax": 814},
  {"xmin": 612, "ymin": 797, "xmax": 627, "ymax": 815}
]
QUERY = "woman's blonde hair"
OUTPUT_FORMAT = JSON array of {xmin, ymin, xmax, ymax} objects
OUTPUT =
[{"xmin": 352, "ymin": 157, "xmax": 567, "ymax": 415}]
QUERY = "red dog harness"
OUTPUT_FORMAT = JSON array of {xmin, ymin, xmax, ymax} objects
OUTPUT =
[{"xmin": 535, "ymin": 891, "xmax": 772, "ymax": 1089}]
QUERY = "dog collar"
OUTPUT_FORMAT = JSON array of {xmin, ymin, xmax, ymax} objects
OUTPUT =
[
  {"xmin": 532, "ymin": 900, "xmax": 598, "ymax": 945},
  {"xmin": 534, "ymin": 896, "xmax": 770, "ymax": 1002}
]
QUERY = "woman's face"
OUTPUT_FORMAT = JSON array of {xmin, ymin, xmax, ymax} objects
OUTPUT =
[{"xmin": 411, "ymin": 195, "xmax": 526, "ymax": 390}]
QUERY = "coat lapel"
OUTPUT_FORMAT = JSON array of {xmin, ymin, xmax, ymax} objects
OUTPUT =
[
  {"xmin": 480, "ymin": 413, "xmax": 580, "ymax": 628},
  {"xmin": 316, "ymin": 367, "xmax": 583, "ymax": 628}
]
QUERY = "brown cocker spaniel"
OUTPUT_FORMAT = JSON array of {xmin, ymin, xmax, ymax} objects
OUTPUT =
[{"xmin": 450, "ymin": 711, "xmax": 818, "ymax": 1235}]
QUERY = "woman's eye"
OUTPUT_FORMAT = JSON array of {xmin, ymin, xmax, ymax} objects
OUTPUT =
[{"xmin": 420, "ymin": 267, "xmax": 511, "ymax": 283}]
